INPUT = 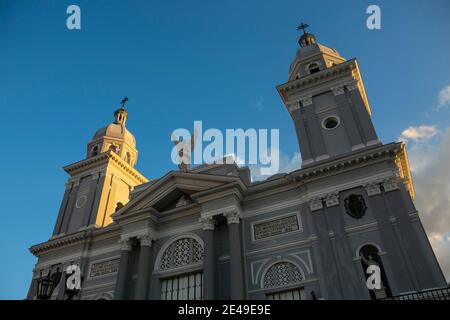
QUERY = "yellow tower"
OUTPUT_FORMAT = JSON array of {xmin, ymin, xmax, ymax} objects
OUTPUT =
[{"xmin": 52, "ymin": 99, "xmax": 148, "ymax": 237}]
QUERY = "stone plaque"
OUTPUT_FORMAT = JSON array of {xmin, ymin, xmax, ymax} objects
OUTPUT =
[
  {"xmin": 89, "ymin": 258, "xmax": 120, "ymax": 278},
  {"xmin": 253, "ymin": 215, "xmax": 300, "ymax": 240}
]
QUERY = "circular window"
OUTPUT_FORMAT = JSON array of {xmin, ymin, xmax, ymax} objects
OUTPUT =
[
  {"xmin": 322, "ymin": 116, "xmax": 340, "ymax": 130},
  {"xmin": 75, "ymin": 195, "xmax": 87, "ymax": 208}
]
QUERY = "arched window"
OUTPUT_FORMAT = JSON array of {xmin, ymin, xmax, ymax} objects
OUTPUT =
[
  {"xmin": 115, "ymin": 202, "xmax": 124, "ymax": 212},
  {"xmin": 263, "ymin": 262, "xmax": 304, "ymax": 289},
  {"xmin": 159, "ymin": 237, "xmax": 204, "ymax": 271},
  {"xmin": 91, "ymin": 145, "xmax": 99, "ymax": 157},
  {"xmin": 359, "ymin": 244, "xmax": 391, "ymax": 299},
  {"xmin": 125, "ymin": 152, "xmax": 132, "ymax": 165},
  {"xmin": 157, "ymin": 236, "xmax": 204, "ymax": 300},
  {"xmin": 263, "ymin": 261, "xmax": 305, "ymax": 300},
  {"xmin": 308, "ymin": 62, "xmax": 320, "ymax": 74},
  {"xmin": 109, "ymin": 145, "xmax": 117, "ymax": 153}
]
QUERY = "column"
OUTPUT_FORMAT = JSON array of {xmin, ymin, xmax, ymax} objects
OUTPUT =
[
  {"xmin": 135, "ymin": 235, "xmax": 153, "ymax": 300},
  {"xmin": 345, "ymin": 79, "xmax": 379, "ymax": 144},
  {"xmin": 301, "ymin": 96, "xmax": 328, "ymax": 160},
  {"xmin": 308, "ymin": 197, "xmax": 342, "ymax": 299},
  {"xmin": 114, "ymin": 239, "xmax": 132, "ymax": 300},
  {"xmin": 331, "ymin": 85, "xmax": 364, "ymax": 149},
  {"xmin": 60, "ymin": 180, "xmax": 80, "ymax": 234},
  {"xmin": 224, "ymin": 210, "xmax": 245, "ymax": 300},
  {"xmin": 200, "ymin": 217, "xmax": 216, "ymax": 300}
]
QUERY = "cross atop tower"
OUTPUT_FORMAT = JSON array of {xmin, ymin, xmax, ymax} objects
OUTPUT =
[
  {"xmin": 297, "ymin": 23, "xmax": 310, "ymax": 35},
  {"xmin": 120, "ymin": 97, "xmax": 129, "ymax": 109}
]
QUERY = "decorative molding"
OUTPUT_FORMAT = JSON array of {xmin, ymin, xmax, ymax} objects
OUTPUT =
[
  {"xmin": 199, "ymin": 216, "xmax": 216, "ymax": 231},
  {"xmin": 63, "ymin": 151, "xmax": 148, "ymax": 185},
  {"xmin": 325, "ymin": 192, "xmax": 339, "ymax": 207},
  {"xmin": 366, "ymin": 139, "xmax": 381, "ymax": 146},
  {"xmin": 251, "ymin": 213, "xmax": 302, "ymax": 241},
  {"xmin": 331, "ymin": 85, "xmax": 345, "ymax": 96},
  {"xmin": 29, "ymin": 232, "xmax": 87, "ymax": 256},
  {"xmin": 308, "ymin": 198, "xmax": 323, "ymax": 212},
  {"xmin": 119, "ymin": 239, "xmax": 132, "ymax": 251},
  {"xmin": 138, "ymin": 235, "xmax": 152, "ymax": 247},
  {"xmin": 315, "ymin": 154, "xmax": 330, "ymax": 162},
  {"xmin": 301, "ymin": 158, "xmax": 315, "ymax": 166},
  {"xmin": 286, "ymin": 100, "xmax": 300, "ymax": 111},
  {"xmin": 299, "ymin": 95, "xmax": 313, "ymax": 106},
  {"xmin": 364, "ymin": 182, "xmax": 382, "ymax": 196},
  {"xmin": 223, "ymin": 210, "xmax": 241, "ymax": 224},
  {"xmin": 345, "ymin": 79, "xmax": 359, "ymax": 91},
  {"xmin": 382, "ymin": 177, "xmax": 399, "ymax": 192},
  {"xmin": 351, "ymin": 143, "xmax": 366, "ymax": 151}
]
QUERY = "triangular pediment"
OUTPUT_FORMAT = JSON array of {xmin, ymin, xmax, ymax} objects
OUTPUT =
[{"xmin": 113, "ymin": 171, "xmax": 245, "ymax": 218}]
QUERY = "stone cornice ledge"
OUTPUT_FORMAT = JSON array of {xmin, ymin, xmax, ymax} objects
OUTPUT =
[
  {"xmin": 29, "ymin": 231, "xmax": 88, "ymax": 256},
  {"xmin": 288, "ymin": 142, "xmax": 403, "ymax": 183},
  {"xmin": 276, "ymin": 59, "xmax": 357, "ymax": 102},
  {"xmin": 63, "ymin": 151, "xmax": 148, "ymax": 184}
]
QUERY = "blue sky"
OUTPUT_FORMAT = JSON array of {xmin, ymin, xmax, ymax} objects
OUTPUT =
[{"xmin": 0, "ymin": 0, "xmax": 449, "ymax": 299}]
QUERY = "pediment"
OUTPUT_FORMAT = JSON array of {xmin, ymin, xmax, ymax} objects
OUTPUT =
[{"xmin": 113, "ymin": 171, "xmax": 245, "ymax": 219}]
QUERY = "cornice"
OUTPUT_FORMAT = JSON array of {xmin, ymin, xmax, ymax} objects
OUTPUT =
[
  {"xmin": 29, "ymin": 232, "xmax": 88, "ymax": 256},
  {"xmin": 277, "ymin": 59, "xmax": 357, "ymax": 102},
  {"xmin": 63, "ymin": 150, "xmax": 148, "ymax": 184},
  {"xmin": 288, "ymin": 142, "xmax": 403, "ymax": 184}
]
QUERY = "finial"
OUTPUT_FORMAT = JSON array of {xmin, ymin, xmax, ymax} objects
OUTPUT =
[
  {"xmin": 114, "ymin": 97, "xmax": 129, "ymax": 125},
  {"xmin": 297, "ymin": 22, "xmax": 316, "ymax": 47},
  {"xmin": 120, "ymin": 97, "xmax": 129, "ymax": 109},
  {"xmin": 297, "ymin": 22, "xmax": 310, "ymax": 35}
]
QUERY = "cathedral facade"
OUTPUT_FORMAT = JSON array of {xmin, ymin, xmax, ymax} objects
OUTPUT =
[{"xmin": 27, "ymin": 30, "xmax": 446, "ymax": 300}]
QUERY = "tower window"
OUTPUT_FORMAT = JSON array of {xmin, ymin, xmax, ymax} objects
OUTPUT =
[
  {"xmin": 322, "ymin": 116, "xmax": 340, "ymax": 130},
  {"xmin": 125, "ymin": 152, "xmax": 132, "ymax": 165},
  {"xmin": 109, "ymin": 145, "xmax": 117, "ymax": 153},
  {"xmin": 115, "ymin": 202, "xmax": 124, "ymax": 212},
  {"xmin": 91, "ymin": 145, "xmax": 99, "ymax": 157},
  {"xmin": 359, "ymin": 244, "xmax": 392, "ymax": 299},
  {"xmin": 308, "ymin": 62, "xmax": 320, "ymax": 74}
]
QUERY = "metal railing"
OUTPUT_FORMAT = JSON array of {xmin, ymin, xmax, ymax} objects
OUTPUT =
[{"xmin": 382, "ymin": 287, "xmax": 450, "ymax": 300}]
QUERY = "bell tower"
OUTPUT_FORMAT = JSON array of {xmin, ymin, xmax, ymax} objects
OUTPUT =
[
  {"xmin": 277, "ymin": 24, "xmax": 381, "ymax": 167},
  {"xmin": 51, "ymin": 99, "xmax": 148, "ymax": 237}
]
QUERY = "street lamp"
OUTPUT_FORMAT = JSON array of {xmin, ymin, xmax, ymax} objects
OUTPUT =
[{"xmin": 36, "ymin": 269, "xmax": 62, "ymax": 300}]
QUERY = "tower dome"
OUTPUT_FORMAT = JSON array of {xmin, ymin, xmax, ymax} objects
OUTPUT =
[
  {"xmin": 87, "ymin": 98, "xmax": 139, "ymax": 167},
  {"xmin": 288, "ymin": 23, "xmax": 346, "ymax": 81}
]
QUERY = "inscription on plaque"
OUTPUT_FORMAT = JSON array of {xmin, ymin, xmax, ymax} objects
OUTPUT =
[
  {"xmin": 89, "ymin": 259, "xmax": 120, "ymax": 278},
  {"xmin": 253, "ymin": 215, "xmax": 300, "ymax": 240}
]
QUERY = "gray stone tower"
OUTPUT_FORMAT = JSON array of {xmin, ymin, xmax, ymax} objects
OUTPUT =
[{"xmin": 278, "ymin": 29, "xmax": 380, "ymax": 167}]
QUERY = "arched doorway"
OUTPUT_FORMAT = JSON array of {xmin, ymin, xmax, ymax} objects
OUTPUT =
[{"xmin": 359, "ymin": 244, "xmax": 391, "ymax": 299}]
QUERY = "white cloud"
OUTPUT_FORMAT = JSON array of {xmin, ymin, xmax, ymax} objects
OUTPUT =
[
  {"xmin": 398, "ymin": 125, "xmax": 437, "ymax": 143},
  {"xmin": 407, "ymin": 127, "xmax": 450, "ymax": 282},
  {"xmin": 438, "ymin": 85, "xmax": 450, "ymax": 109},
  {"xmin": 249, "ymin": 151, "xmax": 301, "ymax": 182}
]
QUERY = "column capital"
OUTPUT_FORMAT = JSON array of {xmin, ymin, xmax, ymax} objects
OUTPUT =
[
  {"xmin": 331, "ymin": 85, "xmax": 345, "ymax": 96},
  {"xmin": 308, "ymin": 197, "xmax": 323, "ymax": 212},
  {"xmin": 364, "ymin": 181, "xmax": 382, "ymax": 196},
  {"xmin": 199, "ymin": 216, "xmax": 216, "ymax": 230},
  {"xmin": 223, "ymin": 210, "xmax": 241, "ymax": 224},
  {"xmin": 138, "ymin": 235, "xmax": 153, "ymax": 247},
  {"xmin": 345, "ymin": 79, "xmax": 359, "ymax": 91},
  {"xmin": 325, "ymin": 192, "xmax": 339, "ymax": 207},
  {"xmin": 119, "ymin": 238, "xmax": 132, "ymax": 251},
  {"xmin": 382, "ymin": 177, "xmax": 399, "ymax": 192},
  {"xmin": 286, "ymin": 100, "xmax": 300, "ymax": 112}
]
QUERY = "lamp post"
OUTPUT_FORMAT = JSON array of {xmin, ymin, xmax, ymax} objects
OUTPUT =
[{"xmin": 36, "ymin": 269, "xmax": 61, "ymax": 300}]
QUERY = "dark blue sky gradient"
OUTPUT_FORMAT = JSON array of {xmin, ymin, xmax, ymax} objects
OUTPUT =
[{"xmin": 0, "ymin": 0, "xmax": 449, "ymax": 299}]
